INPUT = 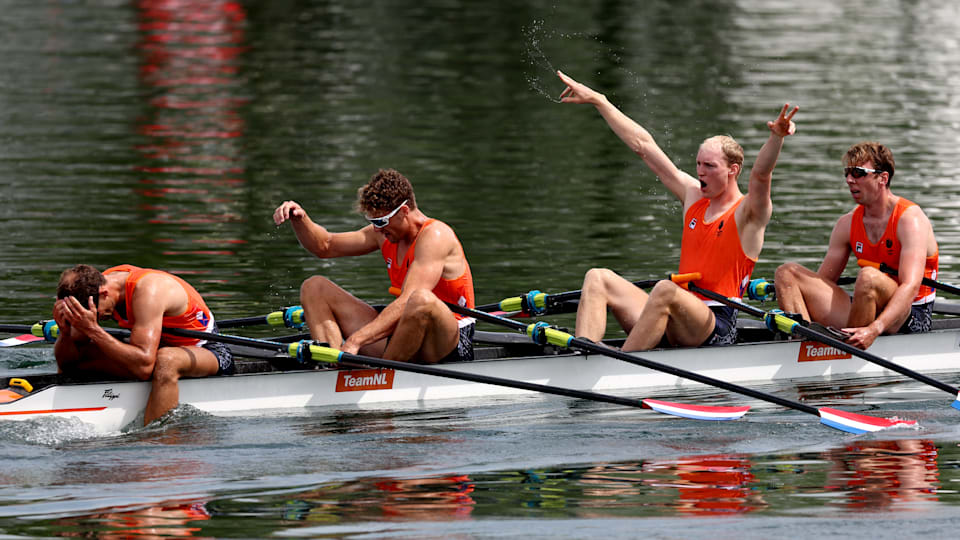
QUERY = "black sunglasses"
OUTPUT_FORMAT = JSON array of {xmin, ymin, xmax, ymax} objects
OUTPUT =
[{"xmin": 844, "ymin": 166, "xmax": 882, "ymax": 179}]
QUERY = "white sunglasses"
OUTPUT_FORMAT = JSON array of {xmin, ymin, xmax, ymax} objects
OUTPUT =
[{"xmin": 365, "ymin": 199, "xmax": 408, "ymax": 228}]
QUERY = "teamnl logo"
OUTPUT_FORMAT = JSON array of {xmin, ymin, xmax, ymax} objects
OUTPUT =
[
  {"xmin": 798, "ymin": 341, "xmax": 851, "ymax": 362},
  {"xmin": 336, "ymin": 369, "xmax": 395, "ymax": 392}
]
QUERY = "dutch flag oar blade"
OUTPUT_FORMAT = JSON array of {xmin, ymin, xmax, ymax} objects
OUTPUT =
[
  {"xmin": 642, "ymin": 399, "xmax": 750, "ymax": 421},
  {"xmin": 953, "ymin": 393, "xmax": 960, "ymax": 411},
  {"xmin": 818, "ymin": 407, "xmax": 916, "ymax": 434},
  {"xmin": 0, "ymin": 334, "xmax": 44, "ymax": 347}
]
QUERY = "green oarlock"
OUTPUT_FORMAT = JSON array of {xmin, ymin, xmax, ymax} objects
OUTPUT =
[
  {"xmin": 308, "ymin": 344, "xmax": 342, "ymax": 364},
  {"xmin": 266, "ymin": 311, "xmax": 285, "ymax": 326},
  {"xmin": 772, "ymin": 313, "xmax": 799, "ymax": 335},
  {"xmin": 543, "ymin": 327, "xmax": 574, "ymax": 347}
]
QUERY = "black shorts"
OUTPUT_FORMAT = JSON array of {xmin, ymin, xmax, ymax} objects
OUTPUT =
[
  {"xmin": 703, "ymin": 305, "xmax": 738, "ymax": 346},
  {"xmin": 897, "ymin": 302, "xmax": 934, "ymax": 334},
  {"xmin": 439, "ymin": 321, "xmax": 476, "ymax": 363},
  {"xmin": 201, "ymin": 324, "xmax": 235, "ymax": 375}
]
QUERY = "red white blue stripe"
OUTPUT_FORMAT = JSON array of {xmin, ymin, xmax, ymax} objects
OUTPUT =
[
  {"xmin": 642, "ymin": 398, "xmax": 750, "ymax": 421},
  {"xmin": 818, "ymin": 407, "xmax": 917, "ymax": 434},
  {"xmin": 0, "ymin": 334, "xmax": 44, "ymax": 348}
]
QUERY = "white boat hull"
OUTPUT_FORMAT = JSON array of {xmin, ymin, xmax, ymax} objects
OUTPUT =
[{"xmin": 3, "ymin": 327, "xmax": 960, "ymax": 433}]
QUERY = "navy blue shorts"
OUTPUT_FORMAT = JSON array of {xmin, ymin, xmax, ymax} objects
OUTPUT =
[
  {"xmin": 703, "ymin": 305, "xmax": 738, "ymax": 346},
  {"xmin": 439, "ymin": 321, "xmax": 476, "ymax": 363},
  {"xmin": 897, "ymin": 302, "xmax": 933, "ymax": 334},
  {"xmin": 201, "ymin": 324, "xmax": 235, "ymax": 375}
]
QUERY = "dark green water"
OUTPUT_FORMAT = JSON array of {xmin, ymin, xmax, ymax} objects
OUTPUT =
[{"xmin": 2, "ymin": 0, "xmax": 960, "ymax": 537}]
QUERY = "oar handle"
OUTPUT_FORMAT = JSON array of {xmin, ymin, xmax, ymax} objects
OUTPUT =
[{"xmin": 217, "ymin": 306, "xmax": 305, "ymax": 329}]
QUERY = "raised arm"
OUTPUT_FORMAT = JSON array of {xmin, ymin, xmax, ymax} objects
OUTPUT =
[
  {"xmin": 737, "ymin": 104, "xmax": 799, "ymax": 257},
  {"xmin": 273, "ymin": 200, "xmax": 379, "ymax": 258},
  {"xmin": 557, "ymin": 70, "xmax": 697, "ymax": 202}
]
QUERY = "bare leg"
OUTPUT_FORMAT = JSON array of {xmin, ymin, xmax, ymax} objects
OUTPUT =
[
  {"xmin": 622, "ymin": 281, "xmax": 715, "ymax": 351},
  {"xmin": 848, "ymin": 266, "xmax": 902, "ymax": 329},
  {"xmin": 383, "ymin": 289, "xmax": 460, "ymax": 364},
  {"xmin": 775, "ymin": 262, "xmax": 851, "ymax": 327},
  {"xmin": 299, "ymin": 275, "xmax": 386, "ymax": 356},
  {"xmin": 574, "ymin": 268, "xmax": 649, "ymax": 341},
  {"xmin": 144, "ymin": 346, "xmax": 219, "ymax": 425}
]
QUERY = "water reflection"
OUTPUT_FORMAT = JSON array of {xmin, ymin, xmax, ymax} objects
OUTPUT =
[
  {"xmin": 134, "ymin": 0, "xmax": 249, "ymax": 276},
  {"xmin": 823, "ymin": 439, "xmax": 939, "ymax": 510},
  {"xmin": 53, "ymin": 502, "xmax": 210, "ymax": 539}
]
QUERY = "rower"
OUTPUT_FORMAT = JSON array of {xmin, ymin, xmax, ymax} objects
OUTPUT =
[
  {"xmin": 774, "ymin": 142, "xmax": 939, "ymax": 350},
  {"xmin": 272, "ymin": 168, "xmax": 476, "ymax": 364},
  {"xmin": 52, "ymin": 264, "xmax": 233, "ymax": 425},
  {"xmin": 556, "ymin": 70, "xmax": 798, "ymax": 352}
]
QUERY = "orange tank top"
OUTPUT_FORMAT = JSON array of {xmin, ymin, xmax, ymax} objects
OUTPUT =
[
  {"xmin": 678, "ymin": 197, "xmax": 756, "ymax": 304},
  {"xmin": 380, "ymin": 219, "xmax": 475, "ymax": 320},
  {"xmin": 104, "ymin": 265, "xmax": 215, "ymax": 346},
  {"xmin": 849, "ymin": 197, "xmax": 938, "ymax": 304}
]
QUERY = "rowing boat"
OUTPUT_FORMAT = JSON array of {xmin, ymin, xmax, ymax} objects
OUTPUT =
[{"xmin": 2, "ymin": 319, "xmax": 959, "ymax": 433}]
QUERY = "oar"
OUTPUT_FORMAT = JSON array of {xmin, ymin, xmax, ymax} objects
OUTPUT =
[
  {"xmin": 444, "ymin": 303, "xmax": 915, "ymax": 434},
  {"xmin": 686, "ymin": 282, "xmax": 960, "ymax": 409},
  {"xmin": 0, "ymin": 306, "xmax": 307, "ymax": 346},
  {"xmin": 215, "ymin": 306, "xmax": 305, "ymax": 329},
  {"xmin": 476, "ymin": 273, "xmax": 702, "ymax": 315},
  {"xmin": 144, "ymin": 327, "xmax": 749, "ymax": 421}
]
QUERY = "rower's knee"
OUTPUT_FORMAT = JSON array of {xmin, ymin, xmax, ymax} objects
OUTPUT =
[
  {"xmin": 582, "ymin": 268, "xmax": 616, "ymax": 296},
  {"xmin": 300, "ymin": 275, "xmax": 335, "ymax": 302},
  {"xmin": 854, "ymin": 265, "xmax": 887, "ymax": 301},
  {"xmin": 404, "ymin": 289, "xmax": 441, "ymax": 321},
  {"xmin": 647, "ymin": 279, "xmax": 683, "ymax": 311},
  {"xmin": 774, "ymin": 261, "xmax": 804, "ymax": 284},
  {"xmin": 152, "ymin": 349, "xmax": 181, "ymax": 385}
]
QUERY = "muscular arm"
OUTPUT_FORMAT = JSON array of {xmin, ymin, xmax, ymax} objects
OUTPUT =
[
  {"xmin": 873, "ymin": 207, "xmax": 929, "ymax": 333},
  {"xmin": 273, "ymin": 200, "xmax": 380, "ymax": 258},
  {"xmin": 737, "ymin": 104, "xmax": 798, "ymax": 259},
  {"xmin": 342, "ymin": 224, "xmax": 454, "ymax": 353},
  {"xmin": 53, "ymin": 280, "xmax": 168, "ymax": 380},
  {"xmin": 817, "ymin": 214, "xmax": 854, "ymax": 283},
  {"xmin": 557, "ymin": 70, "xmax": 698, "ymax": 203}
]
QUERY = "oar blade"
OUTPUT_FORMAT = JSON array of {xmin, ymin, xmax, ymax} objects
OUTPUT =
[
  {"xmin": 818, "ymin": 407, "xmax": 917, "ymax": 434},
  {"xmin": 0, "ymin": 335, "xmax": 44, "ymax": 347},
  {"xmin": 951, "ymin": 393, "xmax": 960, "ymax": 411},
  {"xmin": 642, "ymin": 398, "xmax": 750, "ymax": 421}
]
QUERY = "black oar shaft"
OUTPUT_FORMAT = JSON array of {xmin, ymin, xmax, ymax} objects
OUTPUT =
[
  {"xmin": 687, "ymin": 283, "xmax": 960, "ymax": 396},
  {"xmin": 158, "ymin": 327, "xmax": 660, "ymax": 410},
  {"xmin": 451, "ymin": 304, "xmax": 819, "ymax": 416}
]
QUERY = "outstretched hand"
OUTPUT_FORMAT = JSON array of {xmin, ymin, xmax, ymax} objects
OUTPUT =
[
  {"xmin": 557, "ymin": 70, "xmax": 604, "ymax": 105},
  {"xmin": 273, "ymin": 200, "xmax": 308, "ymax": 226},
  {"xmin": 767, "ymin": 104, "xmax": 799, "ymax": 137}
]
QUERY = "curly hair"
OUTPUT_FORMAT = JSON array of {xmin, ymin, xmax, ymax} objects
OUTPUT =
[
  {"xmin": 57, "ymin": 264, "xmax": 106, "ymax": 308},
  {"xmin": 355, "ymin": 169, "xmax": 417, "ymax": 214},
  {"xmin": 843, "ymin": 142, "xmax": 895, "ymax": 186}
]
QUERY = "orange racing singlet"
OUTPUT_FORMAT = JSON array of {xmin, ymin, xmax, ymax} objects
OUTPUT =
[
  {"xmin": 104, "ymin": 265, "xmax": 215, "ymax": 346},
  {"xmin": 849, "ymin": 197, "xmax": 938, "ymax": 304},
  {"xmin": 678, "ymin": 197, "xmax": 756, "ymax": 304},
  {"xmin": 380, "ymin": 219, "xmax": 475, "ymax": 321}
]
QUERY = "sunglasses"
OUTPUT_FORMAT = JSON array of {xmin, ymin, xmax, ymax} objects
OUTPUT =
[
  {"xmin": 844, "ymin": 166, "xmax": 883, "ymax": 179},
  {"xmin": 366, "ymin": 199, "xmax": 408, "ymax": 228}
]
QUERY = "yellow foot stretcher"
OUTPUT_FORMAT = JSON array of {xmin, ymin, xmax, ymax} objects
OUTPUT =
[{"xmin": 0, "ymin": 378, "xmax": 33, "ymax": 403}]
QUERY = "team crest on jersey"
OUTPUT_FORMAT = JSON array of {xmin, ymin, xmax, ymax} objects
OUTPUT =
[
  {"xmin": 386, "ymin": 257, "xmax": 393, "ymax": 269},
  {"xmin": 716, "ymin": 220, "xmax": 724, "ymax": 237},
  {"xmin": 855, "ymin": 241, "xmax": 863, "ymax": 254},
  {"xmin": 688, "ymin": 217, "xmax": 697, "ymax": 230},
  {"xmin": 196, "ymin": 311, "xmax": 210, "ymax": 326}
]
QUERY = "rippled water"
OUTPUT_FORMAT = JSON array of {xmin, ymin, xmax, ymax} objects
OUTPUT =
[{"xmin": 3, "ymin": 0, "xmax": 960, "ymax": 537}]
